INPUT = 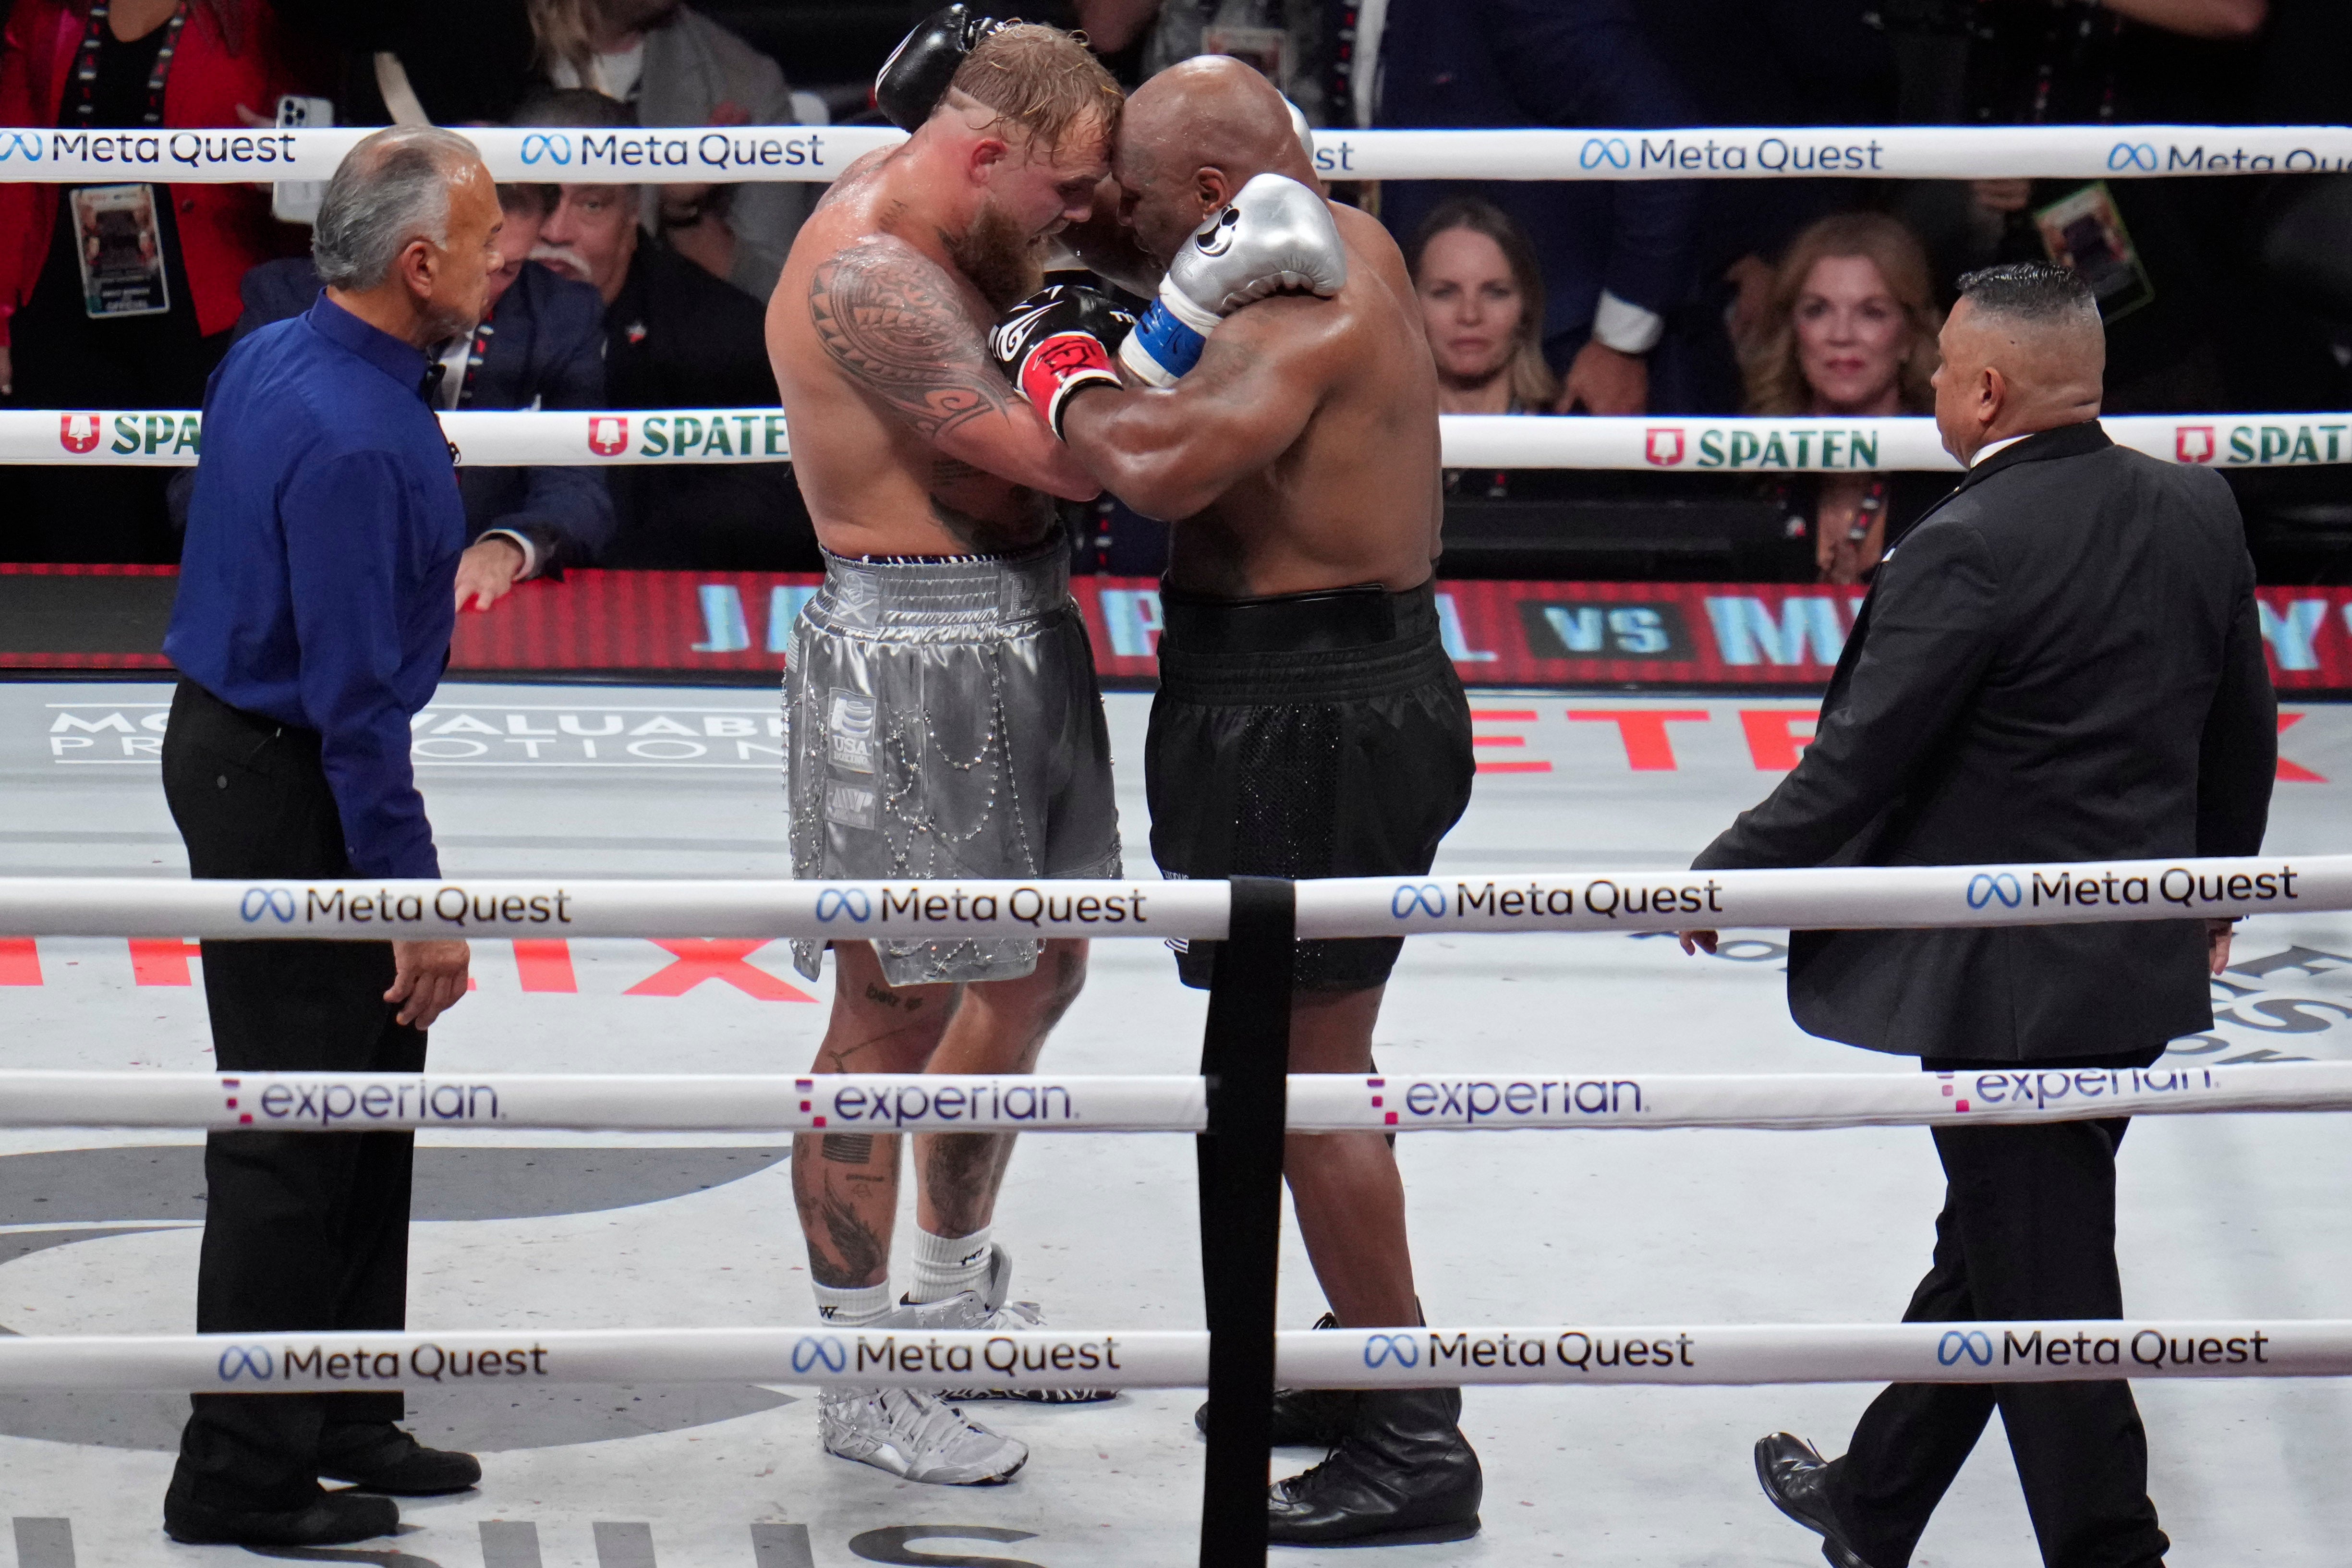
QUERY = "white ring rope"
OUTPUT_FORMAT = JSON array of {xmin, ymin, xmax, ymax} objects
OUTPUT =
[
  {"xmin": 3, "ymin": 122, "xmax": 2348, "ymax": 184},
  {"xmin": 0, "ymin": 1319, "xmax": 2340, "ymax": 1392},
  {"xmin": 9, "ymin": 409, "xmax": 2345, "ymax": 471},
  {"xmin": 0, "ymin": 856, "xmax": 2327, "ymax": 941},
  {"xmin": 2, "ymin": 1061, "xmax": 2346, "ymax": 1134}
]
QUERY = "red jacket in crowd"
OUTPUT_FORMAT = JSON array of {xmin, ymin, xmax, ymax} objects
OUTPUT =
[{"xmin": 0, "ymin": 0, "xmax": 321, "ymax": 348}]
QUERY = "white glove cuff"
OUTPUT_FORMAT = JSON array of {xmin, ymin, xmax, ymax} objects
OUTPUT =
[{"xmin": 1157, "ymin": 272, "xmax": 1224, "ymax": 336}]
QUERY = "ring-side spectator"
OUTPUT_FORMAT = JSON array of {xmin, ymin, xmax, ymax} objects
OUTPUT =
[
  {"xmin": 0, "ymin": 0, "xmax": 318, "ymax": 562},
  {"xmin": 512, "ymin": 86, "xmax": 815, "ymax": 571},
  {"xmin": 1739, "ymin": 212, "xmax": 1947, "ymax": 584},
  {"xmin": 1374, "ymin": 0, "xmax": 1702, "ymax": 416},
  {"xmin": 525, "ymin": 0, "xmax": 812, "ymax": 300},
  {"xmin": 1410, "ymin": 196, "xmax": 1560, "ymax": 418}
]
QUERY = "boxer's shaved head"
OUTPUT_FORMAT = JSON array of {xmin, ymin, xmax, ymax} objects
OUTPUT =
[
  {"xmin": 1117, "ymin": 56, "xmax": 1317, "ymax": 265},
  {"xmin": 1932, "ymin": 263, "xmax": 2105, "ymax": 463}
]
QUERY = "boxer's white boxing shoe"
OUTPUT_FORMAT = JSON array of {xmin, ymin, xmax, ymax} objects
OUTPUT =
[
  {"xmin": 816, "ymin": 1387, "xmax": 1028, "ymax": 1486},
  {"xmin": 926, "ymin": 1245, "xmax": 1115, "ymax": 1404}
]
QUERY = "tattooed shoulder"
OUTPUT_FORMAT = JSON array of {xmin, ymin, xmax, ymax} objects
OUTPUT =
[{"xmin": 808, "ymin": 236, "xmax": 1011, "ymax": 441}]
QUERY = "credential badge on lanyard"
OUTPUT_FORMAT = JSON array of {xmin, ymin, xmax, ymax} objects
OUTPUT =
[{"xmin": 68, "ymin": 1, "xmax": 187, "ymax": 320}]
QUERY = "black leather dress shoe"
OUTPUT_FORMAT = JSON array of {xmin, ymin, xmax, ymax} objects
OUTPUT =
[
  {"xmin": 1266, "ymin": 1387, "xmax": 1482, "ymax": 1546},
  {"xmin": 318, "ymin": 1423, "xmax": 482, "ymax": 1495},
  {"xmin": 1755, "ymin": 1432, "xmax": 1873, "ymax": 1568},
  {"xmin": 163, "ymin": 1477, "xmax": 398, "ymax": 1547}
]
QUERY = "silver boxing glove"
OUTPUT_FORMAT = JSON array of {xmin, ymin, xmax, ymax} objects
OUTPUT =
[{"xmin": 1119, "ymin": 172, "xmax": 1348, "ymax": 388}]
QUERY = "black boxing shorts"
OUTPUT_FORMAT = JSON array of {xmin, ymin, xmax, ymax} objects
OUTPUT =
[{"xmin": 1146, "ymin": 578, "xmax": 1475, "ymax": 993}]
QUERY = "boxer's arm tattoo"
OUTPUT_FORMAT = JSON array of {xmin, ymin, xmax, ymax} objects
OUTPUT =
[{"xmin": 809, "ymin": 239, "xmax": 1011, "ymax": 440}]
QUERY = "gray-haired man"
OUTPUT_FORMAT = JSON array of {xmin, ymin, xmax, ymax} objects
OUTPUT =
[{"xmin": 159, "ymin": 126, "xmax": 496, "ymax": 1548}]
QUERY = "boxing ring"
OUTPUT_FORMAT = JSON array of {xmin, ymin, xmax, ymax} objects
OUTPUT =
[
  {"xmin": 4, "ymin": 116, "xmax": 2352, "ymax": 1563},
  {"xmin": 0, "ymin": 856, "xmax": 2350, "ymax": 1565}
]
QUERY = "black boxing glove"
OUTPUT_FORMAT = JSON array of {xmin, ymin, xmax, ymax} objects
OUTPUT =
[
  {"xmin": 874, "ymin": 4, "xmax": 1005, "ymax": 132},
  {"xmin": 990, "ymin": 284, "xmax": 1135, "ymax": 438}
]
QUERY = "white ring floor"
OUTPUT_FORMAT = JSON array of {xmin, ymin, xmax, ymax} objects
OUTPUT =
[{"xmin": 2, "ymin": 680, "xmax": 2349, "ymax": 1567}]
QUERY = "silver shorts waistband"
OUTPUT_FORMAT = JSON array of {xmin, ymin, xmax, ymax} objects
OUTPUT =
[{"xmin": 810, "ymin": 535, "xmax": 1071, "ymax": 633}]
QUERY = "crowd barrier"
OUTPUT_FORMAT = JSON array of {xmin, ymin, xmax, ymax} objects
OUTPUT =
[
  {"xmin": 11, "ymin": 409, "xmax": 2350, "ymax": 471},
  {"xmin": 5, "ymin": 122, "xmax": 2350, "ymax": 184},
  {"xmin": 4, "ymin": 858, "xmax": 2342, "ymax": 1562},
  {"xmin": 0, "ymin": 854, "xmax": 2331, "ymax": 941},
  {"xmin": 0, "ymin": 1319, "xmax": 2343, "ymax": 1395},
  {"xmin": 4, "ymin": 1061, "xmax": 2348, "ymax": 1135}
]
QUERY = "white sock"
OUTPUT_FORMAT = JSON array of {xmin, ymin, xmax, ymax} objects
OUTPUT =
[
  {"xmin": 908, "ymin": 1226, "xmax": 994, "ymax": 1305},
  {"xmin": 812, "ymin": 1279, "xmax": 893, "ymax": 1328}
]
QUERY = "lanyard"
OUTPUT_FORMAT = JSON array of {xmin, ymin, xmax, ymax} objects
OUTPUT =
[
  {"xmin": 71, "ymin": 2, "xmax": 189, "ymax": 129},
  {"xmin": 459, "ymin": 311, "xmax": 496, "ymax": 409}
]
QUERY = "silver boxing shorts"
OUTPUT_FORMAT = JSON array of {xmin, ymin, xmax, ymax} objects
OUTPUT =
[{"xmin": 785, "ymin": 535, "xmax": 1123, "ymax": 986}]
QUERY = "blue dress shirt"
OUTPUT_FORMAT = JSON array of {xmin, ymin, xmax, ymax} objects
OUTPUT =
[{"xmin": 166, "ymin": 294, "xmax": 464, "ymax": 880}]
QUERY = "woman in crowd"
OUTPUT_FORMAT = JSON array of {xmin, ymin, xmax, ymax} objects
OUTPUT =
[
  {"xmin": 1409, "ymin": 196, "xmax": 1559, "ymax": 504},
  {"xmin": 1738, "ymin": 210, "xmax": 1946, "ymax": 584},
  {"xmin": 1411, "ymin": 195, "xmax": 1558, "ymax": 418},
  {"xmin": 0, "ymin": 0, "xmax": 317, "ymax": 562}
]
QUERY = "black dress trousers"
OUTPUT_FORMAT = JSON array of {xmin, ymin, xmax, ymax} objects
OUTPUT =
[
  {"xmin": 1825, "ymin": 1049, "xmax": 2171, "ymax": 1568},
  {"xmin": 160, "ymin": 679, "xmax": 425, "ymax": 1510}
]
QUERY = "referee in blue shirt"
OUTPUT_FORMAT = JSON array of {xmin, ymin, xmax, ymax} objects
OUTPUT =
[{"xmin": 159, "ymin": 127, "xmax": 499, "ymax": 1549}]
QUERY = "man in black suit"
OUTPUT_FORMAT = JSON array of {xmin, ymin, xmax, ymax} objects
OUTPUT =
[
  {"xmin": 515, "ymin": 88, "xmax": 817, "ymax": 570},
  {"xmin": 1680, "ymin": 263, "xmax": 2275, "ymax": 1568}
]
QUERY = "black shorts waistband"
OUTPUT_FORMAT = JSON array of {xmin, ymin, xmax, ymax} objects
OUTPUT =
[{"xmin": 1159, "ymin": 579, "xmax": 1438, "ymax": 656}]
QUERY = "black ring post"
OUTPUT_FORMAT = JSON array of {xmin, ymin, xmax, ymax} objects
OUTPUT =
[{"xmin": 1196, "ymin": 875, "xmax": 1296, "ymax": 1568}]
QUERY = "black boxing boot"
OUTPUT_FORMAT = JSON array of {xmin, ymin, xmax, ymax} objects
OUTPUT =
[
  {"xmin": 1194, "ymin": 1386, "xmax": 1361, "ymax": 1448},
  {"xmin": 1265, "ymin": 1386, "xmax": 1483, "ymax": 1546},
  {"xmin": 1192, "ymin": 1313, "xmax": 1361, "ymax": 1447}
]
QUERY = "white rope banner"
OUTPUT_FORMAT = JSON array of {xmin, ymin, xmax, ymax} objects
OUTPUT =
[
  {"xmin": 4, "ymin": 1061, "xmax": 2349, "ymax": 1134},
  {"xmin": 1295, "ymin": 855, "xmax": 2344, "ymax": 939},
  {"xmin": 1287, "ymin": 1319, "xmax": 2352, "ymax": 1388},
  {"xmin": 1, "ymin": 1319, "xmax": 2343, "ymax": 1392},
  {"xmin": 12, "ymin": 410, "xmax": 2346, "ymax": 472},
  {"xmin": 0, "ymin": 876, "xmax": 1213, "ymax": 941},
  {"xmin": 3, "ymin": 122, "xmax": 2349, "ymax": 184},
  {"xmin": 0, "ymin": 857, "xmax": 2334, "ymax": 942}
]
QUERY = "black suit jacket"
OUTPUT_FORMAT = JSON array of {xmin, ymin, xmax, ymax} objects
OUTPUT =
[
  {"xmin": 1693, "ymin": 421, "xmax": 2277, "ymax": 1061},
  {"xmin": 599, "ymin": 237, "xmax": 818, "ymax": 571},
  {"xmin": 1376, "ymin": 0, "xmax": 1700, "ymax": 347},
  {"xmin": 217, "ymin": 258, "xmax": 615, "ymax": 573}
]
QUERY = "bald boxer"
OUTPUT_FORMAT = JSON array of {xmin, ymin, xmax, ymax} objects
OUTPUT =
[
  {"xmin": 764, "ymin": 17, "xmax": 1123, "ymax": 1485},
  {"xmin": 991, "ymin": 58, "xmax": 1481, "ymax": 1546}
]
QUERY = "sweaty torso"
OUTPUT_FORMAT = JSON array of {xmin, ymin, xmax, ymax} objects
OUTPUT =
[
  {"xmin": 767, "ymin": 153, "xmax": 1055, "ymax": 558},
  {"xmin": 1167, "ymin": 202, "xmax": 1444, "ymax": 597}
]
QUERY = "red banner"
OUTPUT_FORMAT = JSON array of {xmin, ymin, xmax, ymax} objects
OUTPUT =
[{"xmin": 7, "ymin": 566, "xmax": 2352, "ymax": 690}]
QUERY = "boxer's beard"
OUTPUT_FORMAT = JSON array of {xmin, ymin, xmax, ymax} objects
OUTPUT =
[{"xmin": 946, "ymin": 197, "xmax": 1046, "ymax": 312}]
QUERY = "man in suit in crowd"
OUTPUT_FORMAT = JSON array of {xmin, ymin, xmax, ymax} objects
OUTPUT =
[
  {"xmin": 1680, "ymin": 262, "xmax": 2275, "ymax": 1568},
  {"xmin": 197, "ymin": 181, "xmax": 614, "ymax": 609},
  {"xmin": 160, "ymin": 125, "xmax": 488, "ymax": 1550},
  {"xmin": 1374, "ymin": 0, "xmax": 1701, "ymax": 414},
  {"xmin": 513, "ymin": 88, "xmax": 817, "ymax": 570}
]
